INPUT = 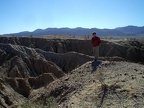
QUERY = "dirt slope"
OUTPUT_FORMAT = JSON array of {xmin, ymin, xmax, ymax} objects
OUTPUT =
[
  {"xmin": 29, "ymin": 60, "xmax": 144, "ymax": 108},
  {"xmin": 59, "ymin": 60, "xmax": 144, "ymax": 108}
]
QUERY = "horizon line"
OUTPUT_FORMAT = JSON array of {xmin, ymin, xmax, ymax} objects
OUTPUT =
[{"xmin": 1, "ymin": 25, "xmax": 144, "ymax": 35}]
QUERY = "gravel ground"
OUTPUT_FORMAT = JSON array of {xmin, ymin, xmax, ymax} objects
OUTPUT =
[{"xmin": 60, "ymin": 60, "xmax": 144, "ymax": 108}]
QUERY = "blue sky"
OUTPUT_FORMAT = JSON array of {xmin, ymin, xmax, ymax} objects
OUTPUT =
[{"xmin": 0, "ymin": 0, "xmax": 144, "ymax": 34}]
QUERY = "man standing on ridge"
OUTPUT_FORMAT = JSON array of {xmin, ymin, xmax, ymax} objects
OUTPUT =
[{"xmin": 91, "ymin": 32, "xmax": 101, "ymax": 61}]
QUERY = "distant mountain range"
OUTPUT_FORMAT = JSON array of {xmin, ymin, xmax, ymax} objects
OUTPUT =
[{"xmin": 3, "ymin": 25, "xmax": 144, "ymax": 37}]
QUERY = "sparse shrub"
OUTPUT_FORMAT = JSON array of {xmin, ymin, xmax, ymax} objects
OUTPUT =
[
  {"xmin": 127, "ymin": 37, "xmax": 137, "ymax": 41},
  {"xmin": 72, "ymin": 36, "xmax": 75, "ymax": 39},
  {"xmin": 21, "ymin": 101, "xmax": 41, "ymax": 108},
  {"xmin": 29, "ymin": 35, "xmax": 33, "ymax": 38},
  {"xmin": 84, "ymin": 35, "xmax": 90, "ymax": 40},
  {"xmin": 46, "ymin": 96, "xmax": 58, "ymax": 108},
  {"xmin": 21, "ymin": 97, "xmax": 58, "ymax": 108},
  {"xmin": 108, "ymin": 36, "xmax": 113, "ymax": 40},
  {"xmin": 87, "ymin": 35, "xmax": 90, "ymax": 39}
]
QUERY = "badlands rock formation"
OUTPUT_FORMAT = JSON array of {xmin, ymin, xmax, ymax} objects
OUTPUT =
[{"xmin": 0, "ymin": 36, "xmax": 144, "ymax": 107}]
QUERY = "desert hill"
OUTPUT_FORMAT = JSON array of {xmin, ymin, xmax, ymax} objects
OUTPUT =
[
  {"xmin": 0, "ymin": 36, "xmax": 144, "ymax": 107},
  {"xmin": 3, "ymin": 25, "xmax": 144, "ymax": 37}
]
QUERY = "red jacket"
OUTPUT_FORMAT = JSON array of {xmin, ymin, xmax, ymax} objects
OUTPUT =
[{"xmin": 92, "ymin": 36, "xmax": 101, "ymax": 47}]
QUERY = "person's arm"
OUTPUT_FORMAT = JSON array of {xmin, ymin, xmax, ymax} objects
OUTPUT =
[
  {"xmin": 98, "ymin": 37, "xmax": 101, "ymax": 45},
  {"xmin": 91, "ymin": 37, "xmax": 94, "ymax": 45}
]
